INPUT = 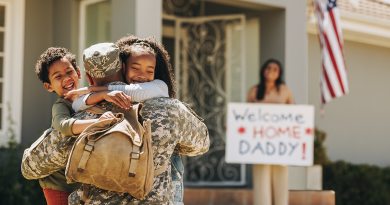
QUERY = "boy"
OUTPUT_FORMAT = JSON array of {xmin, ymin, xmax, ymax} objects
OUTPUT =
[{"xmin": 34, "ymin": 47, "xmax": 116, "ymax": 205}]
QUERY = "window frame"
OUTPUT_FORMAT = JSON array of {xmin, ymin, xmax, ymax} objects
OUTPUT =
[
  {"xmin": 0, "ymin": 0, "xmax": 25, "ymax": 146},
  {"xmin": 78, "ymin": 0, "xmax": 111, "ymax": 87}
]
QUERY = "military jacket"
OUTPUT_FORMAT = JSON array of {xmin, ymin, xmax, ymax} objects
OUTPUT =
[{"xmin": 21, "ymin": 89, "xmax": 209, "ymax": 205}]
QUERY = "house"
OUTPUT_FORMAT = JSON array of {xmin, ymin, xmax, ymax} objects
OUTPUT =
[{"xmin": 2, "ymin": 0, "xmax": 389, "ymax": 190}]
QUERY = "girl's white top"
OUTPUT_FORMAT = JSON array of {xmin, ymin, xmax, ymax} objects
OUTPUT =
[{"xmin": 72, "ymin": 79, "xmax": 169, "ymax": 112}]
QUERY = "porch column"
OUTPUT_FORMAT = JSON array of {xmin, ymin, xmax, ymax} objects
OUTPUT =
[
  {"xmin": 111, "ymin": 0, "xmax": 162, "ymax": 42},
  {"xmin": 285, "ymin": 0, "xmax": 308, "ymax": 104}
]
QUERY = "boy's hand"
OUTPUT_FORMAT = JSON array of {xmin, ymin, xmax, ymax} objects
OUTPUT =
[
  {"xmin": 64, "ymin": 87, "xmax": 91, "ymax": 101},
  {"xmin": 98, "ymin": 111, "xmax": 116, "ymax": 121},
  {"xmin": 103, "ymin": 91, "xmax": 131, "ymax": 110}
]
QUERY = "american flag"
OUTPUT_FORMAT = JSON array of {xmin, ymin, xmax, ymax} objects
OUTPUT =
[{"xmin": 313, "ymin": 0, "xmax": 349, "ymax": 105}]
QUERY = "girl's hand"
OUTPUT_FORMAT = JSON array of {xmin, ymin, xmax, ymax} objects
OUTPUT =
[
  {"xmin": 98, "ymin": 111, "xmax": 116, "ymax": 121},
  {"xmin": 64, "ymin": 87, "xmax": 91, "ymax": 101},
  {"xmin": 103, "ymin": 91, "xmax": 131, "ymax": 110}
]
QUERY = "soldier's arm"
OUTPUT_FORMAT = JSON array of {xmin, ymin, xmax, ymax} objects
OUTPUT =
[
  {"xmin": 21, "ymin": 128, "xmax": 75, "ymax": 179},
  {"xmin": 173, "ymin": 103, "xmax": 210, "ymax": 156}
]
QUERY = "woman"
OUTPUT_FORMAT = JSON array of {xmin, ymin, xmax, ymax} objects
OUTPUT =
[{"xmin": 247, "ymin": 59, "xmax": 294, "ymax": 205}]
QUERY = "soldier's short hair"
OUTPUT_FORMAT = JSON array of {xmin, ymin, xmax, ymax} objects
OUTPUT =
[{"xmin": 35, "ymin": 47, "xmax": 80, "ymax": 84}]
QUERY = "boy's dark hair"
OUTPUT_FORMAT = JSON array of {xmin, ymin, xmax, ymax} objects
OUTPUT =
[
  {"xmin": 35, "ymin": 47, "xmax": 79, "ymax": 84},
  {"xmin": 116, "ymin": 35, "xmax": 177, "ymax": 99}
]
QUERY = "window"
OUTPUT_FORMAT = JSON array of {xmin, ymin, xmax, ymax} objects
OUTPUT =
[{"xmin": 79, "ymin": 0, "xmax": 112, "ymax": 86}]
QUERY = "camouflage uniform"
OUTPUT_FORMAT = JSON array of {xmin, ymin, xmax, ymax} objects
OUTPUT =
[{"xmin": 22, "ymin": 82, "xmax": 209, "ymax": 205}]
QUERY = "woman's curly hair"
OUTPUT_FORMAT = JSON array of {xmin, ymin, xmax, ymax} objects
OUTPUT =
[
  {"xmin": 35, "ymin": 47, "xmax": 79, "ymax": 84},
  {"xmin": 116, "ymin": 35, "xmax": 177, "ymax": 98}
]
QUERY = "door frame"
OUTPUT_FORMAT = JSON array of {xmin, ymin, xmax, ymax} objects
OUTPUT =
[{"xmin": 163, "ymin": 14, "xmax": 247, "ymax": 186}]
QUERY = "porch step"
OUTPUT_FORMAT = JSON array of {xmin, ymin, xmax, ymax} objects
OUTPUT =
[{"xmin": 183, "ymin": 188, "xmax": 335, "ymax": 205}]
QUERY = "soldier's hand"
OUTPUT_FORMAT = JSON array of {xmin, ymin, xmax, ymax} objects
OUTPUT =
[
  {"xmin": 98, "ymin": 111, "xmax": 116, "ymax": 121},
  {"xmin": 103, "ymin": 91, "xmax": 131, "ymax": 110}
]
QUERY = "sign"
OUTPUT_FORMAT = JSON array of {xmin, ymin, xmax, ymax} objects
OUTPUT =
[{"xmin": 225, "ymin": 103, "xmax": 315, "ymax": 166}]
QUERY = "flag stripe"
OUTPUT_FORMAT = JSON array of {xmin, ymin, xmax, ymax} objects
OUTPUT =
[
  {"xmin": 322, "ymin": 63, "xmax": 336, "ymax": 98},
  {"xmin": 327, "ymin": 26, "xmax": 348, "ymax": 93},
  {"xmin": 329, "ymin": 9, "xmax": 342, "ymax": 51},
  {"xmin": 323, "ymin": 50, "xmax": 343, "ymax": 96},
  {"xmin": 329, "ymin": 9, "xmax": 349, "ymax": 93},
  {"xmin": 323, "ymin": 31, "xmax": 346, "ymax": 94}
]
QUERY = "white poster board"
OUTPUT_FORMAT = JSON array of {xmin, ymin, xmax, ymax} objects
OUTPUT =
[{"xmin": 225, "ymin": 103, "xmax": 315, "ymax": 166}]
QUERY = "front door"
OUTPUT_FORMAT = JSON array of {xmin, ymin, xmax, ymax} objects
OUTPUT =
[{"xmin": 174, "ymin": 14, "xmax": 246, "ymax": 186}]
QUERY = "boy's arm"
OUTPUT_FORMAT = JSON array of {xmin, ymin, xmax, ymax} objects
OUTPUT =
[
  {"xmin": 52, "ymin": 102, "xmax": 98, "ymax": 136},
  {"xmin": 108, "ymin": 79, "xmax": 169, "ymax": 102}
]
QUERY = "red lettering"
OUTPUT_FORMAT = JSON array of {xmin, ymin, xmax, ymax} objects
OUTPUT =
[
  {"xmin": 293, "ymin": 126, "xmax": 301, "ymax": 139},
  {"xmin": 253, "ymin": 126, "xmax": 263, "ymax": 139},
  {"xmin": 278, "ymin": 127, "xmax": 291, "ymax": 137},
  {"xmin": 265, "ymin": 126, "xmax": 278, "ymax": 139}
]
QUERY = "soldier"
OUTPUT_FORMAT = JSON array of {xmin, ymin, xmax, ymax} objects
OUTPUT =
[{"xmin": 22, "ymin": 39, "xmax": 210, "ymax": 205}]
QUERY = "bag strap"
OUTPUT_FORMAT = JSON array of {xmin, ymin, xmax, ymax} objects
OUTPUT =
[
  {"xmin": 77, "ymin": 141, "xmax": 95, "ymax": 173},
  {"xmin": 128, "ymin": 117, "xmax": 147, "ymax": 177},
  {"xmin": 76, "ymin": 115, "xmax": 124, "ymax": 173},
  {"xmin": 128, "ymin": 144, "xmax": 140, "ymax": 177},
  {"xmin": 80, "ymin": 184, "xmax": 90, "ymax": 205}
]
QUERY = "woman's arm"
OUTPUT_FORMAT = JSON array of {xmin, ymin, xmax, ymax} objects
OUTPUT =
[
  {"xmin": 247, "ymin": 87, "xmax": 257, "ymax": 102},
  {"xmin": 283, "ymin": 85, "xmax": 295, "ymax": 104}
]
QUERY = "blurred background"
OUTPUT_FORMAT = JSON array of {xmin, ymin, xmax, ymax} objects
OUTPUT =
[{"xmin": 0, "ymin": 0, "xmax": 390, "ymax": 204}]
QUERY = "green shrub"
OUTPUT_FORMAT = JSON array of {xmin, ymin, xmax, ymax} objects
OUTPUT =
[
  {"xmin": 313, "ymin": 128, "xmax": 330, "ymax": 165},
  {"xmin": 323, "ymin": 161, "xmax": 390, "ymax": 205},
  {"xmin": 314, "ymin": 128, "xmax": 390, "ymax": 204},
  {"xmin": 0, "ymin": 104, "xmax": 46, "ymax": 205}
]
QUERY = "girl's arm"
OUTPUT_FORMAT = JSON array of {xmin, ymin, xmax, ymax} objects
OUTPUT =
[
  {"xmin": 107, "ymin": 79, "xmax": 169, "ymax": 102},
  {"xmin": 70, "ymin": 80, "xmax": 169, "ymax": 112}
]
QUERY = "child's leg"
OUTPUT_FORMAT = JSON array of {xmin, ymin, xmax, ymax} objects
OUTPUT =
[
  {"xmin": 43, "ymin": 188, "xmax": 71, "ymax": 205},
  {"xmin": 171, "ymin": 152, "xmax": 184, "ymax": 205}
]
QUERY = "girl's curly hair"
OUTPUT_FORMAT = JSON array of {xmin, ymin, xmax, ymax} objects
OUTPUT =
[
  {"xmin": 35, "ymin": 47, "xmax": 79, "ymax": 84},
  {"xmin": 116, "ymin": 35, "xmax": 177, "ymax": 98}
]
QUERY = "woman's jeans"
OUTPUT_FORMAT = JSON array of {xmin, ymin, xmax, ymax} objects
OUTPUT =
[{"xmin": 171, "ymin": 152, "xmax": 184, "ymax": 204}]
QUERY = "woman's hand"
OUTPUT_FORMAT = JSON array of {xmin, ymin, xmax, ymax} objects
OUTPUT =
[
  {"xmin": 64, "ymin": 87, "xmax": 91, "ymax": 102},
  {"xmin": 103, "ymin": 91, "xmax": 131, "ymax": 110},
  {"xmin": 98, "ymin": 111, "xmax": 116, "ymax": 121}
]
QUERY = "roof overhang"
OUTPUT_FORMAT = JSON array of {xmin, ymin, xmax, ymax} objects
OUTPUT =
[{"xmin": 307, "ymin": 10, "xmax": 390, "ymax": 48}]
